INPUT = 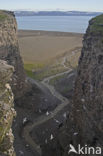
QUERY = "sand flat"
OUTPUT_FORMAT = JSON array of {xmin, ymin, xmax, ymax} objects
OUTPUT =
[{"xmin": 18, "ymin": 30, "xmax": 83, "ymax": 63}]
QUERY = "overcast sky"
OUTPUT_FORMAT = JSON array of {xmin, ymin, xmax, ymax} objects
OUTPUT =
[{"xmin": 0, "ymin": 0, "xmax": 103, "ymax": 12}]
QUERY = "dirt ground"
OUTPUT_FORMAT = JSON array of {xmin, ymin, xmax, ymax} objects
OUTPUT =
[{"xmin": 18, "ymin": 30, "xmax": 83, "ymax": 63}]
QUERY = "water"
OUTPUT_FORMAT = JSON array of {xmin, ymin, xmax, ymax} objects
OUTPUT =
[{"xmin": 16, "ymin": 16, "xmax": 94, "ymax": 33}]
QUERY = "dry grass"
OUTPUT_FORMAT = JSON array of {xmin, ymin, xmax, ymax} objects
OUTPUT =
[
  {"xmin": 18, "ymin": 30, "xmax": 83, "ymax": 80},
  {"xmin": 18, "ymin": 30, "xmax": 83, "ymax": 63}
]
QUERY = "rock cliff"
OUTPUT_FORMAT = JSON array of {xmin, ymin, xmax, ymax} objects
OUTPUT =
[
  {"xmin": 0, "ymin": 60, "xmax": 16, "ymax": 156},
  {"xmin": 73, "ymin": 14, "xmax": 103, "ymax": 153},
  {"xmin": 0, "ymin": 10, "xmax": 30, "ymax": 156},
  {"xmin": 42, "ymin": 14, "xmax": 103, "ymax": 156},
  {"xmin": 0, "ymin": 11, "xmax": 28, "ymax": 99}
]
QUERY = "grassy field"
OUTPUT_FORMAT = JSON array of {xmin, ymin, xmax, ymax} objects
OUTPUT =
[
  {"xmin": 18, "ymin": 30, "xmax": 83, "ymax": 80},
  {"xmin": 24, "ymin": 62, "xmax": 68, "ymax": 80},
  {"xmin": 24, "ymin": 47, "xmax": 81, "ymax": 80}
]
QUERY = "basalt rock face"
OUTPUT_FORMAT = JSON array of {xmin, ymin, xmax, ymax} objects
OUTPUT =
[
  {"xmin": 42, "ymin": 15, "xmax": 103, "ymax": 156},
  {"xmin": 72, "ymin": 14, "xmax": 103, "ymax": 152},
  {"xmin": 0, "ymin": 11, "xmax": 28, "ymax": 99},
  {"xmin": 64, "ymin": 14, "xmax": 103, "ymax": 155},
  {"xmin": 0, "ymin": 60, "xmax": 16, "ymax": 156}
]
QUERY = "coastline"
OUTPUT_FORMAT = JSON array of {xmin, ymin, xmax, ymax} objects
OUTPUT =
[{"xmin": 18, "ymin": 29, "xmax": 83, "ymax": 38}]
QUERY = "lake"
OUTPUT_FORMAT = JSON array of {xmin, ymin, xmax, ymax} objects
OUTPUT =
[{"xmin": 16, "ymin": 16, "xmax": 94, "ymax": 33}]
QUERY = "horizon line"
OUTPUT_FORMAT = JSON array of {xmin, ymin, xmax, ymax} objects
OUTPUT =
[
  {"xmin": 1, "ymin": 8, "xmax": 102, "ymax": 13},
  {"xmin": 13, "ymin": 9, "xmax": 103, "ymax": 13}
]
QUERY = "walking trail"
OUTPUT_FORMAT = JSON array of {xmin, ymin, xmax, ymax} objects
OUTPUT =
[{"xmin": 23, "ymin": 54, "xmax": 76, "ymax": 155}]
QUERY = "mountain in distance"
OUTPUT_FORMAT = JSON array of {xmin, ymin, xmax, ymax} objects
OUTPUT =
[{"xmin": 14, "ymin": 11, "xmax": 102, "ymax": 16}]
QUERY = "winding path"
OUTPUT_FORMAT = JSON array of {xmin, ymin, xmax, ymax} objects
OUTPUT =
[{"xmin": 23, "ymin": 57, "xmax": 75, "ymax": 155}]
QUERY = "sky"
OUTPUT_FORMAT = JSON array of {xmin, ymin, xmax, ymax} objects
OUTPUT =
[{"xmin": 0, "ymin": 0, "xmax": 103, "ymax": 12}]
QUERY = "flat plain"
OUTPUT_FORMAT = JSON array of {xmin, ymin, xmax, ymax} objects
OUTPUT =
[{"xmin": 18, "ymin": 30, "xmax": 83, "ymax": 80}]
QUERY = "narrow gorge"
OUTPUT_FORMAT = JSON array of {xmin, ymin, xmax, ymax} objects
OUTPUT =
[{"xmin": 0, "ymin": 10, "xmax": 103, "ymax": 156}]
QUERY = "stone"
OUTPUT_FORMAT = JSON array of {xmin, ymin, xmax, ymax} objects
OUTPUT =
[
  {"xmin": 0, "ymin": 60, "xmax": 16, "ymax": 156},
  {"xmin": 0, "ymin": 10, "xmax": 30, "ymax": 100},
  {"xmin": 42, "ymin": 14, "xmax": 103, "ymax": 156}
]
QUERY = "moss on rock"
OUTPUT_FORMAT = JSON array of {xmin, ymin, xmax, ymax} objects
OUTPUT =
[
  {"xmin": 0, "ymin": 11, "xmax": 9, "ymax": 21},
  {"xmin": 89, "ymin": 14, "xmax": 103, "ymax": 33}
]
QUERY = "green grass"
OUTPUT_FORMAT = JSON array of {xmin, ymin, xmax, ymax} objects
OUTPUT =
[
  {"xmin": 24, "ymin": 63, "xmax": 45, "ymax": 79},
  {"xmin": 24, "ymin": 48, "xmax": 80, "ymax": 81},
  {"xmin": 23, "ymin": 47, "xmax": 81, "ymax": 81},
  {"xmin": 0, "ymin": 11, "xmax": 8, "ymax": 21},
  {"xmin": 24, "ymin": 62, "xmax": 68, "ymax": 81},
  {"xmin": 24, "ymin": 63, "xmax": 45, "ymax": 70},
  {"xmin": 25, "ymin": 69, "xmax": 34, "ymax": 79},
  {"xmin": 90, "ymin": 14, "xmax": 103, "ymax": 33}
]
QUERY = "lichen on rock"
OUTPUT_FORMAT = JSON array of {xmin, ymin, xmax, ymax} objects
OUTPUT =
[
  {"xmin": 0, "ymin": 10, "xmax": 29, "ymax": 100},
  {"xmin": 0, "ymin": 60, "xmax": 16, "ymax": 156}
]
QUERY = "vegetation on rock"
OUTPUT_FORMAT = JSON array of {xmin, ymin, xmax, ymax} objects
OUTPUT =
[
  {"xmin": 0, "ymin": 11, "xmax": 8, "ymax": 21},
  {"xmin": 90, "ymin": 14, "xmax": 103, "ymax": 33},
  {"xmin": 0, "ymin": 60, "xmax": 16, "ymax": 156}
]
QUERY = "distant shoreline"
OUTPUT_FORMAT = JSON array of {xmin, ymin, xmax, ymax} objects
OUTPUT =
[
  {"xmin": 18, "ymin": 30, "xmax": 83, "ymax": 38},
  {"xmin": 15, "ymin": 10, "xmax": 102, "ymax": 17}
]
